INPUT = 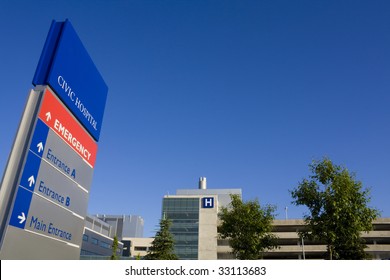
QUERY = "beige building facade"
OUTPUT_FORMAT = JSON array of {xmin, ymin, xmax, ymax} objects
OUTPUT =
[
  {"xmin": 264, "ymin": 218, "xmax": 390, "ymax": 260},
  {"xmin": 218, "ymin": 218, "xmax": 390, "ymax": 260},
  {"xmin": 122, "ymin": 237, "xmax": 154, "ymax": 258}
]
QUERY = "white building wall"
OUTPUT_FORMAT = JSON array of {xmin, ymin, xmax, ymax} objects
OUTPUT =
[{"xmin": 198, "ymin": 195, "xmax": 218, "ymax": 260}]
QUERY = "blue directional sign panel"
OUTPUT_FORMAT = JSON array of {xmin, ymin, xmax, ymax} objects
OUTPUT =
[
  {"xmin": 19, "ymin": 151, "xmax": 42, "ymax": 192},
  {"xmin": 32, "ymin": 20, "xmax": 108, "ymax": 141},
  {"xmin": 9, "ymin": 187, "xmax": 32, "ymax": 229},
  {"xmin": 29, "ymin": 119, "xmax": 49, "ymax": 158}
]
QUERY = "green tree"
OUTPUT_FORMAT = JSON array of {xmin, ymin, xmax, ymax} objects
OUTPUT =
[
  {"xmin": 144, "ymin": 217, "xmax": 178, "ymax": 260},
  {"xmin": 291, "ymin": 158, "xmax": 380, "ymax": 260},
  {"xmin": 110, "ymin": 236, "xmax": 119, "ymax": 260},
  {"xmin": 218, "ymin": 194, "xmax": 278, "ymax": 259}
]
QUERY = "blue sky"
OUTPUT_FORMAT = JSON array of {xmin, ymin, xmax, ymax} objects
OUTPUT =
[{"xmin": 0, "ymin": 0, "xmax": 389, "ymax": 237}]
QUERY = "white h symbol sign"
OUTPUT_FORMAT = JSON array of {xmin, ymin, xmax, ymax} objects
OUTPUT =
[{"xmin": 203, "ymin": 197, "xmax": 214, "ymax": 208}]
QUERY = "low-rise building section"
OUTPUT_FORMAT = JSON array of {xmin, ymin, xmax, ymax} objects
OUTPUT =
[
  {"xmin": 263, "ymin": 218, "xmax": 390, "ymax": 260},
  {"xmin": 122, "ymin": 237, "xmax": 154, "ymax": 258},
  {"xmin": 80, "ymin": 215, "xmax": 124, "ymax": 259}
]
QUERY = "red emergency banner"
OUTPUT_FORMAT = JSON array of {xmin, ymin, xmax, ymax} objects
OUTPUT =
[{"xmin": 38, "ymin": 88, "xmax": 97, "ymax": 167}]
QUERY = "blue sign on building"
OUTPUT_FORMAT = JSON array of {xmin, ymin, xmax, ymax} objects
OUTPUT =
[
  {"xmin": 202, "ymin": 197, "xmax": 214, "ymax": 208},
  {"xmin": 33, "ymin": 20, "xmax": 108, "ymax": 141}
]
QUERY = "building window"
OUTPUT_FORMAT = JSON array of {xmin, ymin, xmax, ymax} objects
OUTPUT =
[
  {"xmin": 91, "ymin": 237, "xmax": 99, "ymax": 245},
  {"xmin": 83, "ymin": 234, "xmax": 89, "ymax": 242},
  {"xmin": 100, "ymin": 241, "xmax": 111, "ymax": 249},
  {"xmin": 134, "ymin": 246, "xmax": 148, "ymax": 251}
]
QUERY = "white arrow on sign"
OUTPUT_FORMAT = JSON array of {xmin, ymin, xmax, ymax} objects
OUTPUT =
[
  {"xmin": 18, "ymin": 212, "xmax": 26, "ymax": 224},
  {"xmin": 37, "ymin": 142, "xmax": 44, "ymax": 153},
  {"xmin": 45, "ymin": 112, "xmax": 51, "ymax": 122},
  {"xmin": 28, "ymin": 175, "xmax": 35, "ymax": 187}
]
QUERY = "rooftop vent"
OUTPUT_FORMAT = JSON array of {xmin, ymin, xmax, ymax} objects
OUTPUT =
[{"xmin": 199, "ymin": 177, "xmax": 207, "ymax": 189}]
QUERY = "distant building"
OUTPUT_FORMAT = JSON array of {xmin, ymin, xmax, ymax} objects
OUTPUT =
[
  {"xmin": 80, "ymin": 214, "xmax": 145, "ymax": 259},
  {"xmin": 94, "ymin": 214, "xmax": 144, "ymax": 239},
  {"xmin": 122, "ymin": 237, "xmax": 154, "ymax": 258},
  {"xmin": 80, "ymin": 215, "xmax": 124, "ymax": 259},
  {"xmin": 162, "ymin": 177, "xmax": 241, "ymax": 259}
]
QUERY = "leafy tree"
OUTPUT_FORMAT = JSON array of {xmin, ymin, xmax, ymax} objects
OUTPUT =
[
  {"xmin": 110, "ymin": 236, "xmax": 119, "ymax": 260},
  {"xmin": 291, "ymin": 158, "xmax": 380, "ymax": 259},
  {"xmin": 144, "ymin": 217, "xmax": 178, "ymax": 260},
  {"xmin": 218, "ymin": 194, "xmax": 278, "ymax": 259}
]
